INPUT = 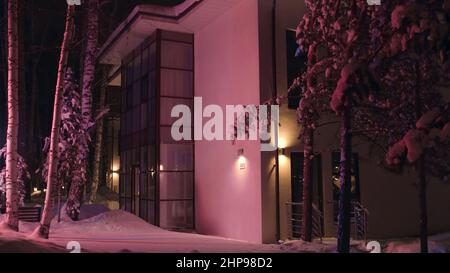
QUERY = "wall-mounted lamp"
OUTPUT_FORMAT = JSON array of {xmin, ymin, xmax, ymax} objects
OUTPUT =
[
  {"xmin": 238, "ymin": 148, "xmax": 246, "ymax": 170},
  {"xmin": 278, "ymin": 148, "xmax": 286, "ymax": 156}
]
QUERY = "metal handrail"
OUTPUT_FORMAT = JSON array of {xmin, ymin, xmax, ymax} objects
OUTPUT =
[
  {"xmin": 287, "ymin": 201, "xmax": 369, "ymax": 242},
  {"xmin": 352, "ymin": 201, "xmax": 369, "ymax": 242},
  {"xmin": 286, "ymin": 202, "xmax": 323, "ymax": 241}
]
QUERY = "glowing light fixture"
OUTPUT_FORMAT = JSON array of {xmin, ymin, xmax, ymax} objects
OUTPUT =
[
  {"xmin": 278, "ymin": 137, "xmax": 287, "ymax": 149},
  {"xmin": 237, "ymin": 148, "xmax": 246, "ymax": 170}
]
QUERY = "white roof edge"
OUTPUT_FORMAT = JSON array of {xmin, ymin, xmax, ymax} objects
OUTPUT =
[
  {"xmin": 138, "ymin": 0, "xmax": 201, "ymax": 17},
  {"xmin": 97, "ymin": 0, "xmax": 201, "ymax": 62}
]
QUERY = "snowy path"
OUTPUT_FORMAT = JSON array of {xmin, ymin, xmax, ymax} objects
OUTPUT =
[
  {"xmin": 15, "ymin": 209, "xmax": 283, "ymax": 253},
  {"xmin": 2, "ymin": 206, "xmax": 449, "ymax": 253}
]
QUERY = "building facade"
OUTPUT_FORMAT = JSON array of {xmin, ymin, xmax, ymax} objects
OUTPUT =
[{"xmin": 98, "ymin": 0, "xmax": 450, "ymax": 243}]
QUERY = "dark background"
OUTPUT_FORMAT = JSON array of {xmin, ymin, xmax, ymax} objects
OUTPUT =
[{"xmin": 0, "ymin": 0, "xmax": 183, "ymax": 148}]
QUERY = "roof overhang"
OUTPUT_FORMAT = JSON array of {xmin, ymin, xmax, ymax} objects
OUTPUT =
[{"xmin": 98, "ymin": 0, "xmax": 243, "ymax": 70}]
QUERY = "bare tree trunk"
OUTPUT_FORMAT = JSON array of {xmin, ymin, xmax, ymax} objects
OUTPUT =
[
  {"xmin": 414, "ymin": 61, "xmax": 428, "ymax": 253},
  {"xmin": 337, "ymin": 106, "xmax": 352, "ymax": 253},
  {"xmin": 302, "ymin": 128, "xmax": 313, "ymax": 242},
  {"xmin": 89, "ymin": 84, "xmax": 105, "ymax": 203},
  {"xmin": 418, "ymin": 156, "xmax": 428, "ymax": 253},
  {"xmin": 30, "ymin": 5, "xmax": 75, "ymax": 239},
  {"xmin": 301, "ymin": 43, "xmax": 317, "ymax": 242},
  {"xmin": 66, "ymin": 0, "xmax": 98, "ymax": 220},
  {"xmin": 3, "ymin": 0, "xmax": 20, "ymax": 231}
]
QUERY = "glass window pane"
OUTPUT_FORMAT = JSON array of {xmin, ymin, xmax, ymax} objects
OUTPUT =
[
  {"xmin": 140, "ymin": 147, "xmax": 148, "ymax": 173},
  {"xmin": 149, "ymin": 71, "xmax": 156, "ymax": 98},
  {"xmin": 148, "ymin": 99, "xmax": 156, "ymax": 126},
  {"xmin": 160, "ymin": 172, "xmax": 193, "ymax": 200},
  {"xmin": 142, "ymin": 47, "xmax": 149, "ymax": 75},
  {"xmin": 140, "ymin": 103, "xmax": 148, "ymax": 130},
  {"xmin": 132, "ymin": 81, "xmax": 141, "ymax": 107},
  {"xmin": 125, "ymin": 111, "xmax": 131, "ymax": 135},
  {"xmin": 147, "ymin": 127, "xmax": 156, "ymax": 145},
  {"xmin": 133, "ymin": 107, "xmax": 140, "ymax": 133},
  {"xmin": 147, "ymin": 201, "xmax": 155, "ymax": 225},
  {"xmin": 160, "ymin": 144, "xmax": 193, "ymax": 171},
  {"xmin": 149, "ymin": 43, "xmax": 156, "ymax": 71},
  {"xmin": 160, "ymin": 201, "xmax": 193, "ymax": 229},
  {"xmin": 147, "ymin": 172, "xmax": 156, "ymax": 200},
  {"xmin": 140, "ymin": 173, "xmax": 146, "ymax": 199},
  {"xmin": 160, "ymin": 126, "xmax": 193, "ymax": 144},
  {"xmin": 119, "ymin": 174, "xmax": 125, "ymax": 195},
  {"xmin": 126, "ymin": 87, "xmax": 133, "ymax": 109},
  {"xmin": 133, "ymin": 55, "xmax": 141, "ymax": 81},
  {"xmin": 141, "ymin": 76, "xmax": 149, "ymax": 101},
  {"xmin": 147, "ymin": 145, "xmax": 156, "ymax": 172},
  {"xmin": 139, "ymin": 199, "xmax": 147, "ymax": 221},
  {"xmin": 127, "ymin": 61, "xmax": 133, "ymax": 85},
  {"xmin": 161, "ymin": 41, "xmax": 193, "ymax": 70},
  {"xmin": 125, "ymin": 198, "xmax": 132, "ymax": 212},
  {"xmin": 125, "ymin": 174, "xmax": 131, "ymax": 197},
  {"xmin": 160, "ymin": 69, "xmax": 193, "ymax": 97},
  {"xmin": 160, "ymin": 98, "xmax": 193, "ymax": 126}
]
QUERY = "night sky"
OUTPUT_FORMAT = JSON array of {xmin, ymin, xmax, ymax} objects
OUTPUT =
[{"xmin": 0, "ymin": 0, "xmax": 184, "ymax": 148}]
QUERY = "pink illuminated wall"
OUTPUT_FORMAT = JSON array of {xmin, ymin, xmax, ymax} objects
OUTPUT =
[{"xmin": 194, "ymin": 0, "xmax": 263, "ymax": 243}]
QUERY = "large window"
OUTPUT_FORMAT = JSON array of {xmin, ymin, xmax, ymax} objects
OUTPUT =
[
  {"xmin": 119, "ymin": 30, "xmax": 194, "ymax": 230},
  {"xmin": 331, "ymin": 152, "xmax": 361, "ymax": 223},
  {"xmin": 286, "ymin": 30, "xmax": 306, "ymax": 110}
]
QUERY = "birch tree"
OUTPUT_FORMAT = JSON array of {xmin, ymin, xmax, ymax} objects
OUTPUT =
[
  {"xmin": 89, "ymin": 81, "xmax": 106, "ymax": 203},
  {"xmin": 2, "ymin": 0, "xmax": 20, "ymax": 231},
  {"xmin": 31, "ymin": 4, "xmax": 76, "ymax": 239},
  {"xmin": 66, "ymin": 0, "xmax": 99, "ymax": 220}
]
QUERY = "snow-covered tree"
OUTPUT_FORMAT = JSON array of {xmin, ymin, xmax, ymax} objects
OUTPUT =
[
  {"xmin": 41, "ymin": 68, "xmax": 88, "ymax": 207},
  {"xmin": 297, "ymin": 0, "xmax": 381, "ymax": 252},
  {"xmin": 294, "ymin": 2, "xmax": 335, "ymax": 241},
  {"xmin": 66, "ymin": 0, "xmax": 99, "ymax": 220},
  {"xmin": 0, "ymin": 146, "xmax": 29, "ymax": 207},
  {"xmin": 64, "ymin": 68, "xmax": 90, "ymax": 220},
  {"xmin": 361, "ymin": 1, "xmax": 450, "ymax": 253},
  {"xmin": 31, "ymin": 4, "xmax": 76, "ymax": 239}
]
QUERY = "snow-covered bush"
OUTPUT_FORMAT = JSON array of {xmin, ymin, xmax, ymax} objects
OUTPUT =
[{"xmin": 0, "ymin": 146, "xmax": 30, "ymax": 206}]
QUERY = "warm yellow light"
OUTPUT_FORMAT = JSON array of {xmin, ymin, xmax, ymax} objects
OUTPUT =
[
  {"xmin": 160, "ymin": 164, "xmax": 164, "ymax": 171},
  {"xmin": 238, "ymin": 156, "xmax": 246, "ymax": 170},
  {"xmin": 112, "ymin": 162, "xmax": 120, "ymax": 172},
  {"xmin": 33, "ymin": 187, "xmax": 38, "ymax": 192},
  {"xmin": 278, "ymin": 138, "xmax": 287, "ymax": 149},
  {"xmin": 278, "ymin": 153, "xmax": 288, "ymax": 165}
]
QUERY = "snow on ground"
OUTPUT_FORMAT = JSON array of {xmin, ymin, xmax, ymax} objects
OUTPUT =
[
  {"xmin": 1, "ymin": 205, "xmax": 449, "ymax": 253},
  {"xmin": 384, "ymin": 233, "xmax": 450, "ymax": 253}
]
